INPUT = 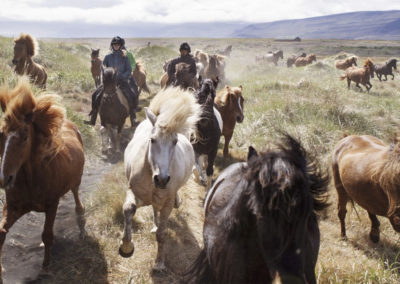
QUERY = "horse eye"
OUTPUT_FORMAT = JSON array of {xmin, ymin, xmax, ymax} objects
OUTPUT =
[
  {"xmin": 173, "ymin": 139, "xmax": 178, "ymax": 145},
  {"xmin": 150, "ymin": 138, "xmax": 156, "ymax": 144}
]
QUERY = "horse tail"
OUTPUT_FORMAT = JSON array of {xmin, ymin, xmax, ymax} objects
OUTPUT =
[{"xmin": 181, "ymin": 249, "xmax": 215, "ymax": 284}]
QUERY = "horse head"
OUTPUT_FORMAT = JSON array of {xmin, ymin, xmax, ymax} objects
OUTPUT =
[
  {"xmin": 91, "ymin": 49, "xmax": 100, "ymax": 62},
  {"xmin": 195, "ymin": 78, "xmax": 218, "ymax": 105},
  {"xmin": 364, "ymin": 59, "xmax": 375, "ymax": 78},
  {"xmin": 174, "ymin": 63, "xmax": 193, "ymax": 89},
  {"xmin": 351, "ymin": 57, "xmax": 358, "ymax": 66},
  {"xmin": 12, "ymin": 34, "xmax": 37, "ymax": 65},
  {"xmin": 102, "ymin": 67, "xmax": 118, "ymax": 94},
  {"xmin": 224, "ymin": 85, "xmax": 244, "ymax": 123},
  {"xmin": 388, "ymin": 58, "xmax": 397, "ymax": 70},
  {"xmin": 276, "ymin": 50, "xmax": 283, "ymax": 59}
]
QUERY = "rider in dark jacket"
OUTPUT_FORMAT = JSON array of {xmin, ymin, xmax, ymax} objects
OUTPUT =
[
  {"xmin": 167, "ymin": 42, "xmax": 197, "ymax": 85},
  {"xmin": 86, "ymin": 36, "xmax": 138, "ymax": 127}
]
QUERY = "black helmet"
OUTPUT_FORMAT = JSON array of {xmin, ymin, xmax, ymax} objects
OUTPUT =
[
  {"xmin": 179, "ymin": 42, "xmax": 191, "ymax": 53},
  {"xmin": 110, "ymin": 36, "xmax": 124, "ymax": 45}
]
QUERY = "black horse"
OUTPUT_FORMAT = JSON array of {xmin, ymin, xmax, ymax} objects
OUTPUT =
[
  {"xmin": 375, "ymin": 58, "xmax": 397, "ymax": 81},
  {"xmin": 192, "ymin": 78, "xmax": 221, "ymax": 188},
  {"xmin": 184, "ymin": 135, "xmax": 329, "ymax": 284}
]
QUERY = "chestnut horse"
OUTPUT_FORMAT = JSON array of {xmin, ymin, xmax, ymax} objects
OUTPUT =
[
  {"xmin": 335, "ymin": 56, "xmax": 357, "ymax": 70},
  {"xmin": 215, "ymin": 85, "xmax": 244, "ymax": 157},
  {"xmin": 90, "ymin": 48, "xmax": 102, "ymax": 88},
  {"xmin": 287, "ymin": 53, "xmax": 306, "ymax": 68},
  {"xmin": 0, "ymin": 81, "xmax": 84, "ymax": 281},
  {"xmin": 295, "ymin": 54, "xmax": 316, "ymax": 67},
  {"xmin": 12, "ymin": 33, "xmax": 47, "ymax": 89},
  {"xmin": 132, "ymin": 61, "xmax": 151, "ymax": 95},
  {"xmin": 332, "ymin": 134, "xmax": 400, "ymax": 243},
  {"xmin": 340, "ymin": 58, "xmax": 375, "ymax": 92},
  {"xmin": 185, "ymin": 135, "xmax": 329, "ymax": 283}
]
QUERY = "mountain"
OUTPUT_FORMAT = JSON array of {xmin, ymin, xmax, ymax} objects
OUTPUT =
[{"xmin": 232, "ymin": 10, "xmax": 400, "ymax": 40}]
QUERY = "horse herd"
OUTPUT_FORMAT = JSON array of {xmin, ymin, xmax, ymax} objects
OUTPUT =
[{"xmin": 2, "ymin": 33, "xmax": 400, "ymax": 283}]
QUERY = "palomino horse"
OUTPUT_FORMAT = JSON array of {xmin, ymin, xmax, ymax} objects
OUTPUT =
[
  {"xmin": 99, "ymin": 67, "xmax": 129, "ymax": 154},
  {"xmin": 340, "ymin": 58, "xmax": 375, "ymax": 92},
  {"xmin": 335, "ymin": 56, "xmax": 357, "ymax": 70},
  {"xmin": 90, "ymin": 48, "xmax": 102, "ymax": 88},
  {"xmin": 132, "ymin": 61, "xmax": 151, "ymax": 95},
  {"xmin": 375, "ymin": 58, "xmax": 397, "ymax": 81},
  {"xmin": 287, "ymin": 52, "xmax": 306, "ymax": 68},
  {"xmin": 332, "ymin": 134, "xmax": 400, "ymax": 243},
  {"xmin": 295, "ymin": 53, "xmax": 317, "ymax": 67},
  {"xmin": 192, "ymin": 78, "xmax": 222, "ymax": 188},
  {"xmin": 185, "ymin": 135, "xmax": 329, "ymax": 283},
  {"xmin": 215, "ymin": 85, "xmax": 244, "ymax": 157},
  {"xmin": 119, "ymin": 87, "xmax": 201, "ymax": 272},
  {"xmin": 12, "ymin": 33, "xmax": 47, "ymax": 89},
  {"xmin": 0, "ymin": 81, "xmax": 85, "ymax": 281}
]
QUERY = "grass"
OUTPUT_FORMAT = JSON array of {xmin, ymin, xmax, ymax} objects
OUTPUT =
[{"xmin": 1, "ymin": 36, "xmax": 400, "ymax": 283}]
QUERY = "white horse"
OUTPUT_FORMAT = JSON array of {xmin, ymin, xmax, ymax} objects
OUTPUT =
[{"xmin": 119, "ymin": 87, "xmax": 201, "ymax": 272}]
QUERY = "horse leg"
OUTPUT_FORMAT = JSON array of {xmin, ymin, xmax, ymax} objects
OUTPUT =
[
  {"xmin": 115, "ymin": 128, "xmax": 122, "ymax": 153},
  {"xmin": 192, "ymin": 153, "xmax": 202, "ymax": 184},
  {"xmin": 174, "ymin": 193, "xmax": 182, "ymax": 209},
  {"xmin": 332, "ymin": 163, "xmax": 350, "ymax": 240},
  {"xmin": 198, "ymin": 155, "xmax": 207, "ymax": 186},
  {"xmin": 347, "ymin": 78, "xmax": 351, "ymax": 89},
  {"xmin": 383, "ymin": 74, "xmax": 387, "ymax": 81},
  {"xmin": 391, "ymin": 73, "xmax": 394, "ymax": 80},
  {"xmin": 355, "ymin": 83, "xmax": 362, "ymax": 91},
  {"xmin": 119, "ymin": 189, "xmax": 137, "ymax": 258},
  {"xmin": 206, "ymin": 149, "xmax": 218, "ymax": 190},
  {"xmin": 377, "ymin": 74, "xmax": 382, "ymax": 81},
  {"xmin": 154, "ymin": 201, "xmax": 174, "ymax": 272},
  {"xmin": 100, "ymin": 126, "xmax": 110, "ymax": 154},
  {"xmin": 42, "ymin": 203, "xmax": 59, "ymax": 268},
  {"xmin": 223, "ymin": 131, "xmax": 233, "ymax": 158},
  {"xmin": 151, "ymin": 206, "xmax": 159, "ymax": 233},
  {"xmin": 0, "ymin": 205, "xmax": 25, "ymax": 281},
  {"xmin": 368, "ymin": 212, "xmax": 380, "ymax": 243}
]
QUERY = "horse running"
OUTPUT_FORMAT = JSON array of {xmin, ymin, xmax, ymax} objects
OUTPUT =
[
  {"xmin": 295, "ymin": 54, "xmax": 316, "ymax": 67},
  {"xmin": 0, "ymin": 81, "xmax": 85, "ymax": 281},
  {"xmin": 119, "ymin": 87, "xmax": 201, "ymax": 272},
  {"xmin": 205, "ymin": 54, "xmax": 226, "ymax": 83},
  {"xmin": 215, "ymin": 85, "xmax": 244, "ymax": 157},
  {"xmin": 132, "ymin": 61, "xmax": 151, "ymax": 95},
  {"xmin": 287, "ymin": 53, "xmax": 306, "ymax": 68},
  {"xmin": 99, "ymin": 67, "xmax": 129, "ymax": 154},
  {"xmin": 90, "ymin": 48, "xmax": 102, "ymax": 88},
  {"xmin": 332, "ymin": 134, "xmax": 400, "ymax": 243},
  {"xmin": 335, "ymin": 56, "xmax": 357, "ymax": 70},
  {"xmin": 192, "ymin": 78, "xmax": 222, "ymax": 188},
  {"xmin": 12, "ymin": 33, "xmax": 47, "ymax": 89},
  {"xmin": 185, "ymin": 135, "xmax": 329, "ymax": 283},
  {"xmin": 340, "ymin": 58, "xmax": 375, "ymax": 92},
  {"xmin": 259, "ymin": 50, "xmax": 284, "ymax": 66},
  {"xmin": 374, "ymin": 58, "xmax": 397, "ymax": 81}
]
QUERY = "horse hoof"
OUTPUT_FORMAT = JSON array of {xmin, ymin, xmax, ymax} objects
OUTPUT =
[
  {"xmin": 119, "ymin": 247, "xmax": 134, "ymax": 258},
  {"xmin": 119, "ymin": 241, "xmax": 134, "ymax": 258},
  {"xmin": 369, "ymin": 233, "xmax": 380, "ymax": 243},
  {"xmin": 341, "ymin": 235, "xmax": 348, "ymax": 241}
]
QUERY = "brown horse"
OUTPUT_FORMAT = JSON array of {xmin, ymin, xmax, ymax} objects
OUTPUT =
[
  {"xmin": 0, "ymin": 81, "xmax": 85, "ymax": 281},
  {"xmin": 295, "ymin": 53, "xmax": 317, "ymax": 67},
  {"xmin": 90, "ymin": 48, "xmax": 102, "ymax": 88},
  {"xmin": 335, "ymin": 56, "xmax": 357, "ymax": 70},
  {"xmin": 287, "ymin": 53, "xmax": 306, "ymax": 68},
  {"xmin": 132, "ymin": 61, "xmax": 151, "ymax": 96},
  {"xmin": 12, "ymin": 33, "xmax": 47, "ymax": 89},
  {"xmin": 215, "ymin": 85, "xmax": 244, "ymax": 157},
  {"xmin": 160, "ymin": 63, "xmax": 199, "ymax": 90},
  {"xmin": 340, "ymin": 58, "xmax": 375, "ymax": 92},
  {"xmin": 332, "ymin": 134, "xmax": 400, "ymax": 243}
]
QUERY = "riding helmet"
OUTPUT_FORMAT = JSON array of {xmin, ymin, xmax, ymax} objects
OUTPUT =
[
  {"xmin": 110, "ymin": 36, "xmax": 124, "ymax": 45},
  {"xmin": 179, "ymin": 42, "xmax": 191, "ymax": 53}
]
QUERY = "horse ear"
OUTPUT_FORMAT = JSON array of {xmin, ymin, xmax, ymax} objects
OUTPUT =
[
  {"xmin": 247, "ymin": 146, "xmax": 258, "ymax": 162},
  {"xmin": 225, "ymin": 85, "xmax": 231, "ymax": 92},
  {"xmin": 145, "ymin": 107, "xmax": 157, "ymax": 126},
  {"xmin": 239, "ymin": 85, "xmax": 243, "ymax": 90}
]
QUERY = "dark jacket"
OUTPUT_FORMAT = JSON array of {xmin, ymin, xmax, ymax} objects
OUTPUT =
[
  {"xmin": 103, "ymin": 50, "xmax": 132, "ymax": 82},
  {"xmin": 167, "ymin": 54, "xmax": 197, "ymax": 79}
]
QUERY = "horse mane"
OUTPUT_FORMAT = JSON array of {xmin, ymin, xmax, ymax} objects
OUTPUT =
[
  {"xmin": 14, "ymin": 33, "xmax": 38, "ymax": 57},
  {"xmin": 148, "ymin": 87, "xmax": 201, "ymax": 136},
  {"xmin": 363, "ymin": 58, "xmax": 373, "ymax": 67},
  {"xmin": 135, "ymin": 61, "xmax": 145, "ymax": 72},
  {"xmin": 217, "ymin": 85, "xmax": 242, "ymax": 107}
]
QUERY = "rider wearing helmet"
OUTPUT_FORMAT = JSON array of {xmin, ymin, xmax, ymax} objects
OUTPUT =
[
  {"xmin": 167, "ymin": 42, "xmax": 197, "ymax": 85},
  {"xmin": 86, "ymin": 36, "xmax": 138, "ymax": 127}
]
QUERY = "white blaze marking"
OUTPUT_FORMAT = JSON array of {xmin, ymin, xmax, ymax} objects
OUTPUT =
[
  {"xmin": 0, "ymin": 132, "xmax": 17, "ymax": 181},
  {"xmin": 238, "ymin": 97, "xmax": 243, "ymax": 114}
]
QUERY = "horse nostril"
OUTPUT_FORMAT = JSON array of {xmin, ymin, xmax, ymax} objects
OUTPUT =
[
  {"xmin": 12, "ymin": 59, "xmax": 17, "ymax": 65},
  {"xmin": 166, "ymin": 176, "xmax": 170, "ymax": 184}
]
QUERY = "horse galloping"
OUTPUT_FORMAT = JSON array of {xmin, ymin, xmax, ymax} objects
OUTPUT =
[
  {"xmin": 205, "ymin": 54, "xmax": 226, "ymax": 83},
  {"xmin": 185, "ymin": 135, "xmax": 329, "ymax": 284},
  {"xmin": 119, "ymin": 87, "xmax": 201, "ymax": 272},
  {"xmin": 12, "ymin": 33, "xmax": 47, "ymax": 89},
  {"xmin": 0, "ymin": 81, "xmax": 85, "ymax": 281},
  {"xmin": 132, "ymin": 61, "xmax": 151, "ymax": 95},
  {"xmin": 340, "ymin": 58, "xmax": 375, "ymax": 92},
  {"xmin": 335, "ymin": 56, "xmax": 357, "ymax": 70},
  {"xmin": 90, "ymin": 48, "xmax": 102, "ymax": 88},
  {"xmin": 375, "ymin": 58, "xmax": 397, "ymax": 81},
  {"xmin": 295, "ymin": 53, "xmax": 316, "ymax": 67},
  {"xmin": 264, "ymin": 50, "xmax": 284, "ymax": 66},
  {"xmin": 287, "ymin": 53, "xmax": 306, "ymax": 68}
]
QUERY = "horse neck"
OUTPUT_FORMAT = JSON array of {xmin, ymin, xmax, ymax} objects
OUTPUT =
[{"xmin": 15, "ymin": 56, "xmax": 28, "ymax": 75}]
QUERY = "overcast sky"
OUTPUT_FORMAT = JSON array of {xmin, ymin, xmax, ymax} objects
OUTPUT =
[{"xmin": 1, "ymin": 0, "xmax": 400, "ymax": 24}]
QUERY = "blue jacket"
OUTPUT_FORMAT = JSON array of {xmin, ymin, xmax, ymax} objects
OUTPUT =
[{"xmin": 103, "ymin": 50, "xmax": 132, "ymax": 82}]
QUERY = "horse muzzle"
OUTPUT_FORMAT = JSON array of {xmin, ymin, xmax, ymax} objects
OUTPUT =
[
  {"xmin": 12, "ymin": 59, "xmax": 18, "ymax": 65},
  {"xmin": 0, "ymin": 174, "xmax": 14, "ymax": 189},
  {"xmin": 236, "ymin": 115, "xmax": 244, "ymax": 123},
  {"xmin": 153, "ymin": 174, "xmax": 171, "ymax": 189}
]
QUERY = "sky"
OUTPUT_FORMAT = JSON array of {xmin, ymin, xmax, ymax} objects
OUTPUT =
[{"xmin": 1, "ymin": 0, "xmax": 400, "ymax": 24}]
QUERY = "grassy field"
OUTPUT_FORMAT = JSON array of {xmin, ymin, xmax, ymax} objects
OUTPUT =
[{"xmin": 1, "ymin": 35, "xmax": 400, "ymax": 283}]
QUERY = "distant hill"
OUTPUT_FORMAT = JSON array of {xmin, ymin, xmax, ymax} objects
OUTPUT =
[{"xmin": 232, "ymin": 10, "xmax": 400, "ymax": 40}]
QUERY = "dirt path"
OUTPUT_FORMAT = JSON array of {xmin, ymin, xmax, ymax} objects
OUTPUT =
[{"xmin": 0, "ymin": 156, "xmax": 114, "ymax": 284}]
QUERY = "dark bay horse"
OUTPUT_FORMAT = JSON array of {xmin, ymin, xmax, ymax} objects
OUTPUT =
[
  {"xmin": 90, "ymin": 48, "xmax": 102, "ymax": 88},
  {"xmin": 12, "ymin": 33, "xmax": 47, "ymax": 89},
  {"xmin": 0, "ymin": 81, "xmax": 85, "ymax": 281},
  {"xmin": 185, "ymin": 135, "xmax": 329, "ymax": 283},
  {"xmin": 192, "ymin": 78, "xmax": 222, "ymax": 188},
  {"xmin": 374, "ymin": 58, "xmax": 397, "ymax": 81},
  {"xmin": 99, "ymin": 67, "xmax": 129, "ymax": 154},
  {"xmin": 340, "ymin": 58, "xmax": 375, "ymax": 92},
  {"xmin": 332, "ymin": 134, "xmax": 400, "ymax": 243}
]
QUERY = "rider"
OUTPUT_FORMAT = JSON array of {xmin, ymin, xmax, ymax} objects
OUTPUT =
[
  {"xmin": 86, "ymin": 36, "xmax": 137, "ymax": 127},
  {"xmin": 167, "ymin": 42, "xmax": 197, "ymax": 86}
]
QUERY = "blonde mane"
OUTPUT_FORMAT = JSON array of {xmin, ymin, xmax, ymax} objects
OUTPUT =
[
  {"xmin": 216, "ymin": 85, "xmax": 243, "ymax": 107},
  {"xmin": 14, "ymin": 33, "xmax": 38, "ymax": 57},
  {"xmin": 149, "ymin": 87, "xmax": 201, "ymax": 137}
]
